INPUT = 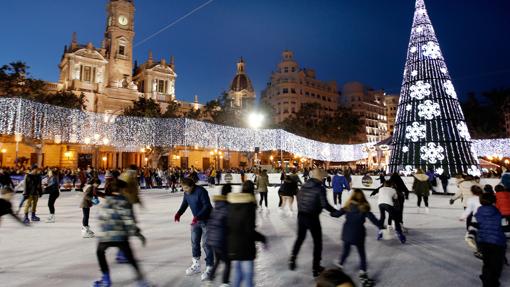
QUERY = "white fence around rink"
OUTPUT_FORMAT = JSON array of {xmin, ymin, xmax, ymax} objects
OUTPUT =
[{"xmin": 0, "ymin": 97, "xmax": 508, "ymax": 163}]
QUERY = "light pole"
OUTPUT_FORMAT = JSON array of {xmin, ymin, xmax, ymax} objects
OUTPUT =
[
  {"xmin": 84, "ymin": 134, "xmax": 109, "ymax": 169},
  {"xmin": 14, "ymin": 132, "xmax": 22, "ymax": 166},
  {"xmin": 247, "ymin": 112, "xmax": 264, "ymax": 168}
]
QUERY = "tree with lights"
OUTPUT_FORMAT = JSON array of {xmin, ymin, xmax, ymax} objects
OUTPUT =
[{"xmin": 389, "ymin": 0, "xmax": 479, "ymax": 176}]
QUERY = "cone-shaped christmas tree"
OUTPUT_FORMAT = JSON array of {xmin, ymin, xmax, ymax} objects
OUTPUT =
[{"xmin": 389, "ymin": 0, "xmax": 479, "ymax": 176}]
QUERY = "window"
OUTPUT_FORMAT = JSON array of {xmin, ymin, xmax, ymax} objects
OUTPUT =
[
  {"xmin": 283, "ymin": 88, "xmax": 289, "ymax": 94},
  {"xmin": 80, "ymin": 65, "xmax": 95, "ymax": 83},
  {"xmin": 118, "ymin": 45, "xmax": 125, "ymax": 56},
  {"xmin": 291, "ymin": 67, "xmax": 295, "ymax": 72},
  {"xmin": 284, "ymin": 67, "xmax": 289, "ymax": 73},
  {"xmin": 305, "ymin": 92, "xmax": 309, "ymax": 96},
  {"xmin": 158, "ymin": 80, "xmax": 166, "ymax": 93},
  {"xmin": 291, "ymin": 107, "xmax": 295, "ymax": 113},
  {"xmin": 291, "ymin": 88, "xmax": 296, "ymax": 94}
]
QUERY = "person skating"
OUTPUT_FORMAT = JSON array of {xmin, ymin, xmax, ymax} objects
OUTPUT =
[
  {"xmin": 389, "ymin": 172, "xmax": 409, "ymax": 232},
  {"xmin": 377, "ymin": 181, "xmax": 406, "ymax": 243},
  {"xmin": 330, "ymin": 189, "xmax": 383, "ymax": 287},
  {"xmin": 206, "ymin": 184, "xmax": 232, "ymax": 286},
  {"xmin": 81, "ymin": 174, "xmax": 101, "ymax": 238},
  {"xmin": 495, "ymin": 173, "xmax": 510, "ymax": 238},
  {"xmin": 450, "ymin": 175, "xmax": 479, "ymax": 209},
  {"xmin": 475, "ymin": 192, "xmax": 507, "ymax": 287},
  {"xmin": 22, "ymin": 165, "xmax": 42, "ymax": 224},
  {"xmin": 174, "ymin": 177, "xmax": 214, "ymax": 281},
  {"xmin": 0, "ymin": 186, "xmax": 28, "ymax": 226},
  {"xmin": 45, "ymin": 170, "xmax": 60, "ymax": 223},
  {"xmin": 227, "ymin": 180, "xmax": 267, "ymax": 287},
  {"xmin": 459, "ymin": 185, "xmax": 483, "ymax": 252},
  {"xmin": 256, "ymin": 169, "xmax": 270, "ymax": 212},
  {"xmin": 92, "ymin": 179, "xmax": 149, "ymax": 287},
  {"xmin": 289, "ymin": 168, "xmax": 337, "ymax": 277},
  {"xmin": 332, "ymin": 170, "xmax": 350, "ymax": 208},
  {"xmin": 413, "ymin": 169, "xmax": 431, "ymax": 213}
]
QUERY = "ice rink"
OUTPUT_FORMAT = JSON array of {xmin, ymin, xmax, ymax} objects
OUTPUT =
[{"xmin": 1, "ymin": 186, "xmax": 509, "ymax": 287}]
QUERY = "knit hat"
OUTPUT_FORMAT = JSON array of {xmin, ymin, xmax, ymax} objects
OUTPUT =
[{"xmin": 501, "ymin": 172, "xmax": 510, "ymax": 190}]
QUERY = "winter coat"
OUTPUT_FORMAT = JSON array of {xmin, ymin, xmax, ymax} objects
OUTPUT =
[
  {"xmin": 332, "ymin": 203, "xmax": 381, "ymax": 245},
  {"xmin": 176, "ymin": 185, "xmax": 212, "ymax": 221},
  {"xmin": 227, "ymin": 193, "xmax": 266, "ymax": 261},
  {"xmin": 0, "ymin": 198, "xmax": 13, "ymax": 217},
  {"xmin": 296, "ymin": 178, "xmax": 336, "ymax": 216},
  {"xmin": 279, "ymin": 178, "xmax": 298, "ymax": 197},
  {"xmin": 0, "ymin": 173, "xmax": 14, "ymax": 188},
  {"xmin": 452, "ymin": 180, "xmax": 478, "ymax": 207},
  {"xmin": 288, "ymin": 173, "xmax": 302, "ymax": 186},
  {"xmin": 45, "ymin": 176, "xmax": 59, "ymax": 194},
  {"xmin": 206, "ymin": 195, "xmax": 229, "ymax": 251},
  {"xmin": 495, "ymin": 191, "xmax": 510, "ymax": 217},
  {"xmin": 23, "ymin": 173, "xmax": 42, "ymax": 197},
  {"xmin": 475, "ymin": 205, "xmax": 507, "ymax": 247},
  {"xmin": 80, "ymin": 184, "xmax": 96, "ymax": 208},
  {"xmin": 390, "ymin": 173, "xmax": 409, "ymax": 199},
  {"xmin": 256, "ymin": 174, "xmax": 269, "ymax": 193},
  {"xmin": 332, "ymin": 174, "xmax": 350, "ymax": 193},
  {"xmin": 97, "ymin": 195, "xmax": 138, "ymax": 243},
  {"xmin": 412, "ymin": 174, "xmax": 431, "ymax": 197}
]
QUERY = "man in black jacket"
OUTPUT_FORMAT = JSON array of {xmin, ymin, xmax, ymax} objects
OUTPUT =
[
  {"xmin": 289, "ymin": 168, "xmax": 337, "ymax": 277},
  {"xmin": 23, "ymin": 165, "xmax": 42, "ymax": 224}
]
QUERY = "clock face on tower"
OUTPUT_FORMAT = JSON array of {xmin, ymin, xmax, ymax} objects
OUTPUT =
[{"xmin": 118, "ymin": 15, "xmax": 128, "ymax": 26}]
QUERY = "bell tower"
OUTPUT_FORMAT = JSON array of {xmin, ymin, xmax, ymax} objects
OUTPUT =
[{"xmin": 104, "ymin": 0, "xmax": 135, "ymax": 87}]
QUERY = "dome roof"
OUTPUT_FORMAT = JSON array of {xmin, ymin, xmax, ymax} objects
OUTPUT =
[{"xmin": 230, "ymin": 74, "xmax": 254, "ymax": 92}]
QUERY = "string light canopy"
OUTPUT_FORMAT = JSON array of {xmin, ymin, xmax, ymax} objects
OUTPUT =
[{"xmin": 389, "ymin": 0, "xmax": 480, "ymax": 176}]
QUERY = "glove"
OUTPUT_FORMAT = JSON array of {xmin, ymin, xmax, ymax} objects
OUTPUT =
[
  {"xmin": 191, "ymin": 217, "xmax": 198, "ymax": 225},
  {"xmin": 174, "ymin": 213, "xmax": 181, "ymax": 222},
  {"xmin": 449, "ymin": 199, "xmax": 454, "ymax": 205}
]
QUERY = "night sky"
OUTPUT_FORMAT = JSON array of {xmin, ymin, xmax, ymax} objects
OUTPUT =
[{"xmin": 1, "ymin": 0, "xmax": 509, "ymax": 103}]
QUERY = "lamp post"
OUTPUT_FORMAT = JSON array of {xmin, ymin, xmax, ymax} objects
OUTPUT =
[
  {"xmin": 84, "ymin": 134, "xmax": 109, "ymax": 169},
  {"xmin": 210, "ymin": 149, "xmax": 223, "ymax": 170},
  {"xmin": 14, "ymin": 132, "xmax": 22, "ymax": 165},
  {"xmin": 247, "ymin": 112, "xmax": 264, "ymax": 168}
]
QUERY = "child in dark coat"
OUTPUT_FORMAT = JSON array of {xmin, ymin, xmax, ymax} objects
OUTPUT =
[
  {"xmin": 475, "ymin": 192, "xmax": 507, "ymax": 287},
  {"xmin": 206, "ymin": 184, "xmax": 232, "ymax": 284},
  {"xmin": 331, "ymin": 189, "xmax": 383, "ymax": 287}
]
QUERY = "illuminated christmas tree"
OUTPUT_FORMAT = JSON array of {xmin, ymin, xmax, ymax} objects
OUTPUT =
[{"xmin": 389, "ymin": 0, "xmax": 479, "ymax": 176}]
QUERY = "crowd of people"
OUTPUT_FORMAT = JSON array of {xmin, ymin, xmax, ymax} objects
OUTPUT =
[{"xmin": 0, "ymin": 164, "xmax": 509, "ymax": 287}]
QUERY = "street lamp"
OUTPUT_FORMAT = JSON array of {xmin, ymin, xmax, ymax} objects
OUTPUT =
[
  {"xmin": 210, "ymin": 149, "xmax": 222, "ymax": 170},
  {"xmin": 64, "ymin": 151, "xmax": 72, "ymax": 161},
  {"xmin": 247, "ymin": 112, "xmax": 265, "ymax": 168},
  {"xmin": 102, "ymin": 156, "xmax": 107, "ymax": 168}
]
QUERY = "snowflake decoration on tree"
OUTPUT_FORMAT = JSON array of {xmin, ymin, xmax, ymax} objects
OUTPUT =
[
  {"xmin": 402, "ymin": 146, "xmax": 409, "ymax": 153},
  {"xmin": 411, "ymin": 70, "xmax": 418, "ymax": 77},
  {"xmin": 401, "ymin": 165, "xmax": 415, "ymax": 176},
  {"xmin": 418, "ymin": 100, "xmax": 441, "ymax": 120},
  {"xmin": 405, "ymin": 122, "xmax": 426, "ymax": 142},
  {"xmin": 443, "ymin": 80, "xmax": 457, "ymax": 99},
  {"xmin": 409, "ymin": 81, "xmax": 431, "ymax": 100},
  {"xmin": 416, "ymin": 26, "xmax": 423, "ymax": 33},
  {"xmin": 435, "ymin": 167, "xmax": 444, "ymax": 175},
  {"xmin": 422, "ymin": 41, "xmax": 442, "ymax": 59},
  {"xmin": 406, "ymin": 104, "xmax": 412, "ymax": 111},
  {"xmin": 457, "ymin": 122, "xmax": 471, "ymax": 140},
  {"xmin": 410, "ymin": 46, "xmax": 417, "ymax": 53},
  {"xmin": 440, "ymin": 68, "xmax": 447, "ymax": 74},
  {"xmin": 420, "ymin": 143, "xmax": 445, "ymax": 164}
]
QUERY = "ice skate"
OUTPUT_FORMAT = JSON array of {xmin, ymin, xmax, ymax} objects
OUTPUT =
[
  {"xmin": 425, "ymin": 207, "xmax": 430, "ymax": 214},
  {"xmin": 185, "ymin": 257, "xmax": 201, "ymax": 276},
  {"xmin": 288, "ymin": 255, "xmax": 296, "ymax": 270},
  {"xmin": 312, "ymin": 266, "xmax": 325, "ymax": 277},
  {"xmin": 201, "ymin": 265, "xmax": 213, "ymax": 281},
  {"xmin": 359, "ymin": 271, "xmax": 375, "ymax": 287},
  {"xmin": 23, "ymin": 216, "xmax": 30, "ymax": 224},
  {"xmin": 93, "ymin": 273, "xmax": 111, "ymax": 287},
  {"xmin": 45, "ymin": 214, "xmax": 55, "ymax": 223},
  {"xmin": 82, "ymin": 226, "xmax": 95, "ymax": 238},
  {"xmin": 396, "ymin": 231, "xmax": 407, "ymax": 244},
  {"xmin": 31, "ymin": 213, "xmax": 40, "ymax": 222}
]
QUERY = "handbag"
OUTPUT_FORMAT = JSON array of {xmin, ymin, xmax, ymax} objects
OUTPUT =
[{"xmin": 91, "ymin": 196, "xmax": 100, "ymax": 206}]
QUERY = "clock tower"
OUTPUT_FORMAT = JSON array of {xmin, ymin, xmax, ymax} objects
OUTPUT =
[{"xmin": 104, "ymin": 0, "xmax": 135, "ymax": 87}]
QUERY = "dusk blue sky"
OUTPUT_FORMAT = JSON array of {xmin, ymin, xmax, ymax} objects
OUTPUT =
[{"xmin": 1, "ymin": 0, "xmax": 509, "ymax": 103}]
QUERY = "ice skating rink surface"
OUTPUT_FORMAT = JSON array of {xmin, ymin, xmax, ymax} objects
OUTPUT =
[{"xmin": 1, "ymin": 186, "xmax": 509, "ymax": 287}]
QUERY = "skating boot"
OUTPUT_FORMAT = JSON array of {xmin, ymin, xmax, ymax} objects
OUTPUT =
[
  {"xmin": 82, "ymin": 226, "xmax": 95, "ymax": 238},
  {"xmin": 201, "ymin": 265, "xmax": 213, "ymax": 281},
  {"xmin": 425, "ymin": 207, "xmax": 430, "ymax": 214},
  {"xmin": 93, "ymin": 273, "xmax": 111, "ymax": 287},
  {"xmin": 185, "ymin": 257, "xmax": 201, "ymax": 276},
  {"xmin": 31, "ymin": 213, "xmax": 40, "ymax": 222},
  {"xmin": 46, "ymin": 214, "xmax": 55, "ymax": 223},
  {"xmin": 359, "ymin": 271, "xmax": 375, "ymax": 287},
  {"xmin": 312, "ymin": 266, "xmax": 325, "ymax": 277},
  {"xmin": 23, "ymin": 215, "xmax": 30, "ymax": 224},
  {"xmin": 288, "ymin": 255, "xmax": 296, "ymax": 270},
  {"xmin": 116, "ymin": 250, "xmax": 129, "ymax": 263},
  {"xmin": 396, "ymin": 231, "xmax": 407, "ymax": 244}
]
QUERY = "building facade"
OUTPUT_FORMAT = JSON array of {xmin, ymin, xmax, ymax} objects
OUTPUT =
[
  {"xmin": 385, "ymin": 94, "xmax": 399, "ymax": 135},
  {"xmin": 261, "ymin": 50, "xmax": 339, "ymax": 124},
  {"xmin": 227, "ymin": 58, "xmax": 256, "ymax": 111},
  {"xmin": 56, "ymin": 0, "xmax": 183, "ymax": 114},
  {"xmin": 341, "ymin": 82, "xmax": 388, "ymax": 143},
  {"xmin": 504, "ymin": 100, "xmax": 510, "ymax": 137}
]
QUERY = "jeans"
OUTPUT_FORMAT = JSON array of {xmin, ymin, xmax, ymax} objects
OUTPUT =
[
  {"xmin": 96, "ymin": 241, "xmax": 142, "ymax": 279},
  {"xmin": 291, "ymin": 213, "xmax": 322, "ymax": 269},
  {"xmin": 340, "ymin": 241, "xmax": 367, "ymax": 272},
  {"xmin": 333, "ymin": 192, "xmax": 342, "ymax": 205},
  {"xmin": 48, "ymin": 192, "xmax": 59, "ymax": 214},
  {"xmin": 24, "ymin": 195, "xmax": 39, "ymax": 214},
  {"xmin": 379, "ymin": 204, "xmax": 402, "ymax": 233},
  {"xmin": 259, "ymin": 192, "xmax": 268, "ymax": 207},
  {"xmin": 210, "ymin": 248, "xmax": 231, "ymax": 284},
  {"xmin": 191, "ymin": 221, "xmax": 214, "ymax": 266},
  {"xmin": 478, "ymin": 243, "xmax": 505, "ymax": 287},
  {"xmin": 417, "ymin": 195, "xmax": 428, "ymax": 207},
  {"xmin": 232, "ymin": 260, "xmax": 254, "ymax": 287},
  {"xmin": 82, "ymin": 207, "xmax": 90, "ymax": 227}
]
